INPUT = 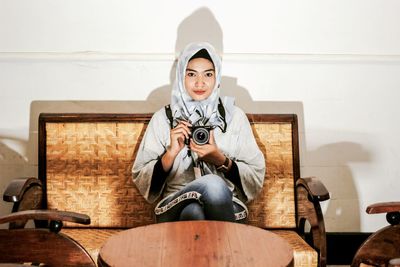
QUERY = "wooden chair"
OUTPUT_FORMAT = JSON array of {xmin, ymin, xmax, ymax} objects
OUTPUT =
[
  {"xmin": 3, "ymin": 113, "xmax": 330, "ymax": 267},
  {"xmin": 0, "ymin": 209, "xmax": 96, "ymax": 267},
  {"xmin": 352, "ymin": 202, "xmax": 400, "ymax": 267}
]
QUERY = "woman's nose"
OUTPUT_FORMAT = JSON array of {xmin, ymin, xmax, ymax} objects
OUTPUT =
[{"xmin": 195, "ymin": 76, "xmax": 205, "ymax": 86}]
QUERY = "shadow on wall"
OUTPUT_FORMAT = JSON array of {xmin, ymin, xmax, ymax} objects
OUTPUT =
[
  {"xmin": 304, "ymin": 141, "xmax": 371, "ymax": 232},
  {"xmin": 146, "ymin": 7, "xmax": 306, "ymax": 116},
  {"xmin": 28, "ymin": 7, "xmax": 307, "ymax": 131},
  {"xmin": 0, "ymin": 135, "xmax": 33, "ymax": 224}
]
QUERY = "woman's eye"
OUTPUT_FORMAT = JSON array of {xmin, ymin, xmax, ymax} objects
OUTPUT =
[
  {"xmin": 186, "ymin": 72, "xmax": 195, "ymax": 77},
  {"xmin": 205, "ymin": 72, "xmax": 214, "ymax": 77}
]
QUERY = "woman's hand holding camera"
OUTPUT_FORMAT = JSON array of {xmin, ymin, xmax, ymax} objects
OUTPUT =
[
  {"xmin": 162, "ymin": 122, "xmax": 228, "ymax": 172},
  {"xmin": 162, "ymin": 121, "xmax": 192, "ymax": 172},
  {"xmin": 169, "ymin": 121, "xmax": 192, "ymax": 155}
]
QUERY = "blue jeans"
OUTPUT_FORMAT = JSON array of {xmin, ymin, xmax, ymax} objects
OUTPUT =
[{"xmin": 155, "ymin": 174, "xmax": 246, "ymax": 223}]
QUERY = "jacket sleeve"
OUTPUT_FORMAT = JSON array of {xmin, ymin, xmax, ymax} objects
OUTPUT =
[
  {"xmin": 132, "ymin": 110, "xmax": 169, "ymax": 203},
  {"xmin": 232, "ymin": 109, "xmax": 266, "ymax": 202}
]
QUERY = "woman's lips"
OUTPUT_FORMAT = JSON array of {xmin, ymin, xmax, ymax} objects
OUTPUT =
[{"xmin": 193, "ymin": 90, "xmax": 206, "ymax": 95}]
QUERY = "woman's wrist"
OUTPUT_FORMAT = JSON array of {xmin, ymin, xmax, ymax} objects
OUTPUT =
[
  {"xmin": 214, "ymin": 152, "xmax": 226, "ymax": 166},
  {"xmin": 216, "ymin": 155, "xmax": 231, "ymax": 173},
  {"xmin": 161, "ymin": 148, "xmax": 177, "ymax": 172}
]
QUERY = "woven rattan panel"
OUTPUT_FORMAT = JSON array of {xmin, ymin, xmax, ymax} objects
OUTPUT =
[
  {"xmin": 247, "ymin": 123, "xmax": 296, "ymax": 228},
  {"xmin": 45, "ymin": 120, "xmax": 296, "ymax": 229},
  {"xmin": 62, "ymin": 228, "xmax": 122, "ymax": 264},
  {"xmin": 272, "ymin": 230, "xmax": 318, "ymax": 267},
  {"xmin": 46, "ymin": 122, "xmax": 156, "ymax": 228}
]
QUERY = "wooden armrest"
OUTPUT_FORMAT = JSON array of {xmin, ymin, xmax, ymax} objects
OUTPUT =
[
  {"xmin": 366, "ymin": 202, "xmax": 400, "ymax": 214},
  {"xmin": 296, "ymin": 177, "xmax": 330, "ymax": 202},
  {"xmin": 0, "ymin": 210, "xmax": 90, "ymax": 225},
  {"xmin": 296, "ymin": 176, "xmax": 329, "ymax": 266},
  {"xmin": 0, "ymin": 264, "xmax": 28, "ymax": 267},
  {"xmin": 3, "ymin": 177, "xmax": 42, "ymax": 202}
]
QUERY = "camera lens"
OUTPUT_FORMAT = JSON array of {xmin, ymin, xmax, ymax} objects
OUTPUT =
[
  {"xmin": 197, "ymin": 132, "xmax": 206, "ymax": 141},
  {"xmin": 192, "ymin": 127, "xmax": 209, "ymax": 145}
]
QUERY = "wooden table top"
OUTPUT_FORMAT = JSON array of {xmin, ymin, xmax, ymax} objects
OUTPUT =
[{"xmin": 98, "ymin": 220, "xmax": 293, "ymax": 267}]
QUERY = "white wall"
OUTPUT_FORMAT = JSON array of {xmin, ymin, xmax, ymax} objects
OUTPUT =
[{"xmin": 1, "ymin": 0, "xmax": 400, "ymax": 232}]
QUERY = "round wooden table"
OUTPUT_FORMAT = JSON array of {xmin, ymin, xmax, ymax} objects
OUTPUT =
[{"xmin": 98, "ymin": 220, "xmax": 293, "ymax": 267}]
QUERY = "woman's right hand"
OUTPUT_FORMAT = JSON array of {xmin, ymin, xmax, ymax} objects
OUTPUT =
[
  {"xmin": 169, "ymin": 120, "xmax": 192, "ymax": 155},
  {"xmin": 162, "ymin": 121, "xmax": 191, "ymax": 172}
]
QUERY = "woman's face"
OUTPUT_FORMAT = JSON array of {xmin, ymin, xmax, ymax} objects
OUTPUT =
[{"xmin": 184, "ymin": 58, "xmax": 216, "ymax": 101}]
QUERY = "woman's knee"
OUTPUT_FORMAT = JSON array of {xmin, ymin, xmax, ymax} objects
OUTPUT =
[
  {"xmin": 199, "ymin": 175, "xmax": 232, "ymax": 203},
  {"xmin": 179, "ymin": 202, "xmax": 205, "ymax": 221}
]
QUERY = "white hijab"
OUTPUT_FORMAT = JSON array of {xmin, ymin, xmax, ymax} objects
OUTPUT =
[{"xmin": 170, "ymin": 42, "xmax": 234, "ymax": 130}]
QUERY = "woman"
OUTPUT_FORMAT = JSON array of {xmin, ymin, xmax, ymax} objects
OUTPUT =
[{"xmin": 132, "ymin": 42, "xmax": 265, "ymax": 223}]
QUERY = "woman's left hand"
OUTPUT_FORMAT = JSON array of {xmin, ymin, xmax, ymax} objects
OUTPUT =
[{"xmin": 189, "ymin": 130, "xmax": 226, "ymax": 166}]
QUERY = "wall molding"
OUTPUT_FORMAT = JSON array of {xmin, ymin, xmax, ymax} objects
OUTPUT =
[{"xmin": 1, "ymin": 52, "xmax": 400, "ymax": 63}]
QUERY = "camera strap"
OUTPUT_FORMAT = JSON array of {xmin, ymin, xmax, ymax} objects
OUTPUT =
[
  {"xmin": 191, "ymin": 152, "xmax": 205, "ymax": 179},
  {"xmin": 217, "ymin": 98, "xmax": 227, "ymax": 133},
  {"xmin": 165, "ymin": 104, "xmax": 174, "ymax": 129}
]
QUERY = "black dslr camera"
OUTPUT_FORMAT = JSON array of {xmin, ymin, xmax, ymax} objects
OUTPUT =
[{"xmin": 188, "ymin": 125, "xmax": 213, "ymax": 145}]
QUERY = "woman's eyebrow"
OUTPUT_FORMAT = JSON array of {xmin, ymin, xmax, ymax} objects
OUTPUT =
[{"xmin": 185, "ymin": 68, "xmax": 215, "ymax": 72}]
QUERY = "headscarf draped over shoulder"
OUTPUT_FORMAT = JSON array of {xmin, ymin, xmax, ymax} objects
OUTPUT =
[{"xmin": 171, "ymin": 42, "xmax": 234, "ymax": 130}]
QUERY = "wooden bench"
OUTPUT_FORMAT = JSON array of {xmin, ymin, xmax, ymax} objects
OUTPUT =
[{"xmin": 3, "ymin": 113, "xmax": 329, "ymax": 267}]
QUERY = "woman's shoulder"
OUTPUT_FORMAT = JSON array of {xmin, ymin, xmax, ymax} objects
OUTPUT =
[
  {"xmin": 231, "ymin": 106, "xmax": 248, "ymax": 121},
  {"xmin": 153, "ymin": 107, "xmax": 167, "ymax": 118},
  {"xmin": 220, "ymin": 96, "xmax": 247, "ymax": 123},
  {"xmin": 150, "ymin": 107, "xmax": 170, "ymax": 126}
]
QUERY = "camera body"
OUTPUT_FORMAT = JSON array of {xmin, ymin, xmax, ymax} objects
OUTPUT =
[{"xmin": 188, "ymin": 125, "xmax": 213, "ymax": 145}]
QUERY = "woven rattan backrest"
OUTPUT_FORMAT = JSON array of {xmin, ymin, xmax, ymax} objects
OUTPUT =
[
  {"xmin": 247, "ymin": 114, "xmax": 298, "ymax": 228},
  {"xmin": 39, "ymin": 113, "xmax": 299, "ymax": 229},
  {"xmin": 39, "ymin": 114, "xmax": 154, "ymax": 228}
]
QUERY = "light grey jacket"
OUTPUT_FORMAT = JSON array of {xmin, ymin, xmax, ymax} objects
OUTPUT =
[{"xmin": 132, "ymin": 105, "xmax": 266, "ymax": 205}]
